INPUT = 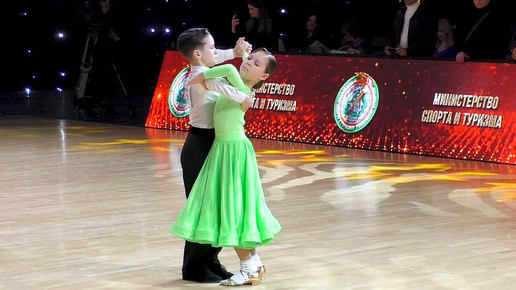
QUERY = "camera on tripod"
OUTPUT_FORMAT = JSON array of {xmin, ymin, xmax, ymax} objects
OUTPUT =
[{"xmin": 79, "ymin": 0, "xmax": 102, "ymax": 38}]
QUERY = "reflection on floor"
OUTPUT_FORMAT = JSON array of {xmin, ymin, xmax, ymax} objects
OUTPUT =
[
  {"xmin": 2, "ymin": 115, "xmax": 516, "ymax": 289},
  {"xmin": 0, "ymin": 88, "xmax": 153, "ymax": 127}
]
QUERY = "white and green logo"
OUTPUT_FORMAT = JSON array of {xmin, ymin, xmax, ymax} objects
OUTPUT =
[
  {"xmin": 168, "ymin": 66, "xmax": 190, "ymax": 118},
  {"xmin": 334, "ymin": 72, "xmax": 379, "ymax": 133}
]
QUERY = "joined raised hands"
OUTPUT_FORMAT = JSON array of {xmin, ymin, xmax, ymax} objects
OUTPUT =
[{"xmin": 234, "ymin": 37, "xmax": 251, "ymax": 58}]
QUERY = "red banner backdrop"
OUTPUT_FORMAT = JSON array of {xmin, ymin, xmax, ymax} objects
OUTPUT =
[{"xmin": 146, "ymin": 51, "xmax": 516, "ymax": 164}]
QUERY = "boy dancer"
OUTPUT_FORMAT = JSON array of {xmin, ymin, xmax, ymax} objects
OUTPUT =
[{"xmin": 176, "ymin": 28, "xmax": 253, "ymax": 283}]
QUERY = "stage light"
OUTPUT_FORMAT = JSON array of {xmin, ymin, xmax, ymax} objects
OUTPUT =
[
  {"xmin": 150, "ymin": 28, "xmax": 156, "ymax": 33},
  {"xmin": 27, "ymin": 49, "xmax": 32, "ymax": 54},
  {"xmin": 56, "ymin": 87, "xmax": 63, "ymax": 92},
  {"xmin": 280, "ymin": 8, "xmax": 287, "ymax": 14},
  {"xmin": 58, "ymin": 32, "xmax": 65, "ymax": 38},
  {"xmin": 165, "ymin": 28, "xmax": 171, "ymax": 34},
  {"xmin": 25, "ymin": 88, "xmax": 31, "ymax": 97},
  {"xmin": 60, "ymin": 72, "xmax": 66, "ymax": 77}
]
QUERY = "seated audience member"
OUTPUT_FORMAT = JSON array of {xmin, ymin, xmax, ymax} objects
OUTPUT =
[
  {"xmin": 434, "ymin": 18, "xmax": 456, "ymax": 59},
  {"xmin": 455, "ymin": 0, "xmax": 511, "ymax": 63},
  {"xmin": 231, "ymin": 0, "xmax": 279, "ymax": 51},
  {"xmin": 385, "ymin": 0, "xmax": 437, "ymax": 57},
  {"xmin": 288, "ymin": 13, "xmax": 333, "ymax": 54},
  {"xmin": 339, "ymin": 21, "xmax": 368, "ymax": 54}
]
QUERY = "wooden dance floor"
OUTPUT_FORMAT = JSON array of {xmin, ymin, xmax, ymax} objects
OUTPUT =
[{"xmin": 3, "ymin": 115, "xmax": 516, "ymax": 289}]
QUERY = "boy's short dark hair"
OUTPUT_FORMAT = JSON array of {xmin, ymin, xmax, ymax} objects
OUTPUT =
[{"xmin": 176, "ymin": 28, "xmax": 211, "ymax": 61}]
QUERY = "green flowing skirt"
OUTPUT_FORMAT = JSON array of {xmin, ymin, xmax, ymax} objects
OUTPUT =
[{"xmin": 171, "ymin": 134, "xmax": 281, "ymax": 249}]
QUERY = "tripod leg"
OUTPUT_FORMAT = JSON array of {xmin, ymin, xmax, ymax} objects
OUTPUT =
[
  {"xmin": 76, "ymin": 36, "xmax": 94, "ymax": 101},
  {"xmin": 112, "ymin": 63, "xmax": 128, "ymax": 97},
  {"xmin": 75, "ymin": 36, "xmax": 97, "ymax": 120},
  {"xmin": 112, "ymin": 63, "xmax": 135, "ymax": 118},
  {"xmin": 76, "ymin": 69, "xmax": 89, "ymax": 101}
]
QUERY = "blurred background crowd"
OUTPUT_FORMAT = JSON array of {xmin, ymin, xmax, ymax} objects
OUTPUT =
[{"xmin": 1, "ymin": 0, "xmax": 515, "ymax": 94}]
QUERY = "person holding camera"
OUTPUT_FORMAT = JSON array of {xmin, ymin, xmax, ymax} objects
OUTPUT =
[
  {"xmin": 230, "ymin": 0, "xmax": 278, "ymax": 51},
  {"xmin": 385, "ymin": 0, "xmax": 437, "ymax": 57}
]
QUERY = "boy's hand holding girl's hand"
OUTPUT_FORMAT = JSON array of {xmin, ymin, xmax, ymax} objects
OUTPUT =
[
  {"xmin": 241, "ymin": 92, "xmax": 255, "ymax": 110},
  {"xmin": 234, "ymin": 38, "xmax": 251, "ymax": 57}
]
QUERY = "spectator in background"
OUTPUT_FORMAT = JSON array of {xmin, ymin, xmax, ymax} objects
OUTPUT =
[
  {"xmin": 339, "ymin": 21, "xmax": 368, "ymax": 54},
  {"xmin": 434, "ymin": 18, "xmax": 456, "ymax": 59},
  {"xmin": 512, "ymin": 47, "xmax": 516, "ymax": 60},
  {"xmin": 455, "ymin": 0, "xmax": 511, "ymax": 63},
  {"xmin": 231, "ymin": 0, "xmax": 278, "ymax": 51},
  {"xmin": 287, "ymin": 14, "xmax": 334, "ymax": 54},
  {"xmin": 385, "ymin": 0, "xmax": 437, "ymax": 57}
]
